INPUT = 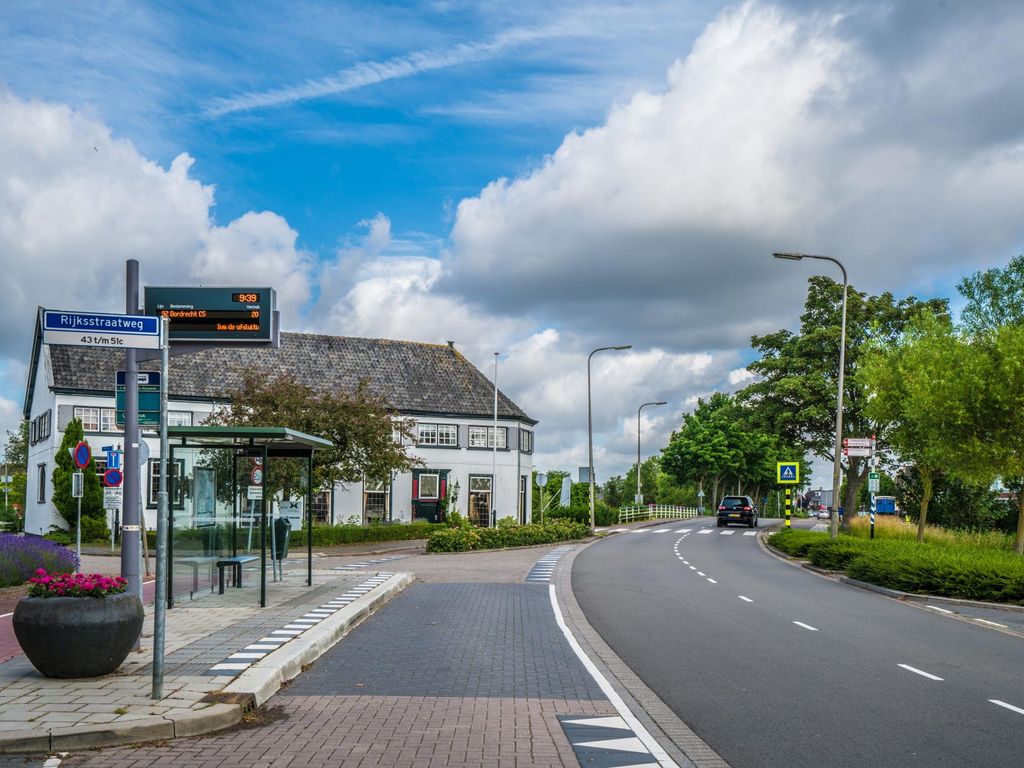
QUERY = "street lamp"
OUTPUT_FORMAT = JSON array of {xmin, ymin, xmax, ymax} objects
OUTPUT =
[
  {"xmin": 636, "ymin": 401, "xmax": 667, "ymax": 505},
  {"xmin": 773, "ymin": 252, "xmax": 848, "ymax": 540},
  {"xmin": 588, "ymin": 344, "xmax": 632, "ymax": 531}
]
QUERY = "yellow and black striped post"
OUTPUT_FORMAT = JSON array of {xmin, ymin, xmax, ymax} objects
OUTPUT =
[{"xmin": 785, "ymin": 488, "xmax": 792, "ymax": 528}]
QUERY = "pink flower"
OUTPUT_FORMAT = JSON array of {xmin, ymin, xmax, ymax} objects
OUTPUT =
[{"xmin": 35, "ymin": 568, "xmax": 47, "ymax": 577}]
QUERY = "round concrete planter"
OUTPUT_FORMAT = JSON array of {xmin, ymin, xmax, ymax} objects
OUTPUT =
[{"xmin": 13, "ymin": 592, "xmax": 144, "ymax": 678}]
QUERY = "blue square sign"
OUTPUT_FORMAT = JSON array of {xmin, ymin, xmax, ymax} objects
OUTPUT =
[{"xmin": 777, "ymin": 462, "xmax": 800, "ymax": 484}]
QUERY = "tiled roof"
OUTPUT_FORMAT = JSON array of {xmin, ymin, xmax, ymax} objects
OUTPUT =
[{"xmin": 45, "ymin": 333, "xmax": 533, "ymax": 422}]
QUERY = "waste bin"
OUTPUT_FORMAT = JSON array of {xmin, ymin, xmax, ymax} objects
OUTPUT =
[{"xmin": 273, "ymin": 516, "xmax": 291, "ymax": 561}]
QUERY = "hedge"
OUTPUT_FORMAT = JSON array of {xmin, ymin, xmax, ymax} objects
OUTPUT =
[
  {"xmin": 308, "ymin": 523, "xmax": 446, "ymax": 547},
  {"xmin": 767, "ymin": 528, "xmax": 828, "ymax": 558},
  {"xmin": 427, "ymin": 521, "xmax": 591, "ymax": 553}
]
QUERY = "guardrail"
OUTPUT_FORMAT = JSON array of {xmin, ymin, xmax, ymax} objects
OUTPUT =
[{"xmin": 618, "ymin": 505, "xmax": 702, "ymax": 523}]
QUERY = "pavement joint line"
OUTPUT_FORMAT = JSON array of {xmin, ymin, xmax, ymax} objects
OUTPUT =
[
  {"xmin": 990, "ymin": 699, "xmax": 1024, "ymax": 716},
  {"xmin": 898, "ymin": 663, "xmax": 943, "ymax": 681}
]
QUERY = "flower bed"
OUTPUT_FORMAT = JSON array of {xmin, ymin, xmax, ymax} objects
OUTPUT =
[
  {"xmin": 0, "ymin": 535, "xmax": 79, "ymax": 588},
  {"xmin": 27, "ymin": 569, "xmax": 127, "ymax": 598}
]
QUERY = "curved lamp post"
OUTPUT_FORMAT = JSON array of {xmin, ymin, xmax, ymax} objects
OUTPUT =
[
  {"xmin": 773, "ymin": 252, "xmax": 848, "ymax": 540},
  {"xmin": 588, "ymin": 344, "xmax": 632, "ymax": 530},
  {"xmin": 636, "ymin": 401, "xmax": 667, "ymax": 505}
]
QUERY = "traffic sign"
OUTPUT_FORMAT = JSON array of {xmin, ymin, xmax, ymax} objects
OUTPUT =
[
  {"xmin": 843, "ymin": 447, "xmax": 872, "ymax": 457},
  {"xmin": 72, "ymin": 441, "xmax": 91, "ymax": 469},
  {"xmin": 777, "ymin": 462, "xmax": 800, "ymax": 484},
  {"xmin": 42, "ymin": 309, "xmax": 162, "ymax": 350},
  {"xmin": 251, "ymin": 467, "xmax": 263, "ymax": 486},
  {"xmin": 868, "ymin": 471, "xmax": 880, "ymax": 493},
  {"xmin": 103, "ymin": 487, "xmax": 123, "ymax": 511},
  {"xmin": 843, "ymin": 437, "xmax": 873, "ymax": 448},
  {"xmin": 103, "ymin": 468, "xmax": 124, "ymax": 487}
]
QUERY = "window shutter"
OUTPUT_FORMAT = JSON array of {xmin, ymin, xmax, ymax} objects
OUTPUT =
[
  {"xmin": 508, "ymin": 427, "xmax": 518, "ymax": 451},
  {"xmin": 57, "ymin": 405, "xmax": 74, "ymax": 432}
]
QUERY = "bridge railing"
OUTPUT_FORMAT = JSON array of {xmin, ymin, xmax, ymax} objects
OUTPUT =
[{"xmin": 618, "ymin": 505, "xmax": 702, "ymax": 524}]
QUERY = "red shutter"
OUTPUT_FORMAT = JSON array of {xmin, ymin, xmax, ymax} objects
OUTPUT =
[
  {"xmin": 440, "ymin": 479, "xmax": 447, "ymax": 500},
  {"xmin": 412, "ymin": 479, "xmax": 419, "ymax": 499}
]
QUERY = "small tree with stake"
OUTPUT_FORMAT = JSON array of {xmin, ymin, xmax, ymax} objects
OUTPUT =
[{"xmin": 51, "ymin": 418, "xmax": 104, "ymax": 531}]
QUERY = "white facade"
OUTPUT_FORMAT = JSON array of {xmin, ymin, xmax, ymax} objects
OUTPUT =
[{"xmin": 24, "ymin": 344, "xmax": 534, "ymax": 534}]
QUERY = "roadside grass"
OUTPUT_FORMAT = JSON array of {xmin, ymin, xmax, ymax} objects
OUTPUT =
[
  {"xmin": 844, "ymin": 516, "xmax": 1014, "ymax": 550},
  {"xmin": 768, "ymin": 527, "xmax": 1024, "ymax": 605}
]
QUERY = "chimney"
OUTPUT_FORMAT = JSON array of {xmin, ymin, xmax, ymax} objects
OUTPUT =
[{"xmin": 446, "ymin": 340, "xmax": 455, "ymax": 349}]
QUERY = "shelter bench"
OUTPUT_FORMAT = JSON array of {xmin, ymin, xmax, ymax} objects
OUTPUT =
[
  {"xmin": 216, "ymin": 555, "xmax": 259, "ymax": 594},
  {"xmin": 174, "ymin": 556, "xmax": 219, "ymax": 598}
]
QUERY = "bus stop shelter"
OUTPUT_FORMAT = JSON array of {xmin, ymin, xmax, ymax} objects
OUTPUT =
[{"xmin": 165, "ymin": 426, "xmax": 332, "ymax": 608}]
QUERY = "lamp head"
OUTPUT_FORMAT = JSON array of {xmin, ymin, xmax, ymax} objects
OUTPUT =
[
  {"xmin": 655, "ymin": 401, "xmax": 668, "ymax": 406},
  {"xmin": 613, "ymin": 344, "xmax": 632, "ymax": 350},
  {"xmin": 773, "ymin": 252, "xmax": 804, "ymax": 261}
]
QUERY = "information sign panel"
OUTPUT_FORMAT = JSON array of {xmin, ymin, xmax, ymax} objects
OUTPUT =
[
  {"xmin": 144, "ymin": 287, "xmax": 275, "ymax": 343},
  {"xmin": 115, "ymin": 371, "xmax": 161, "ymax": 427},
  {"xmin": 843, "ymin": 437, "xmax": 873, "ymax": 448},
  {"xmin": 843, "ymin": 447, "xmax": 872, "ymax": 457},
  {"xmin": 104, "ymin": 487, "xmax": 123, "ymax": 511}
]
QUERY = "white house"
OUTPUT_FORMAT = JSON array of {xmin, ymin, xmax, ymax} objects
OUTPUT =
[{"xmin": 23, "ymin": 327, "xmax": 536, "ymax": 535}]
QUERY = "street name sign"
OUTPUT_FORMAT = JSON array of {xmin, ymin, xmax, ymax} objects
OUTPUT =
[
  {"xmin": 144, "ymin": 286, "xmax": 275, "ymax": 343},
  {"xmin": 777, "ymin": 462, "xmax": 800, "ymax": 484},
  {"xmin": 42, "ymin": 309, "xmax": 162, "ymax": 350}
]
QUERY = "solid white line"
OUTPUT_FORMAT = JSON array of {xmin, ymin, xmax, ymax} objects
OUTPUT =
[
  {"xmin": 898, "ymin": 664, "xmax": 943, "ymax": 681},
  {"xmin": 738, "ymin": 596, "xmax": 753, "ymax": 603},
  {"xmin": 975, "ymin": 618, "xmax": 1008, "ymax": 628},
  {"xmin": 793, "ymin": 621, "xmax": 818, "ymax": 632},
  {"xmin": 927, "ymin": 605, "xmax": 954, "ymax": 614},
  {"xmin": 990, "ymin": 699, "xmax": 1024, "ymax": 716},
  {"xmin": 0, "ymin": 612, "xmax": 12, "ymax": 619},
  {"xmin": 549, "ymin": 586, "xmax": 678, "ymax": 768},
  {"xmin": 706, "ymin": 578, "xmax": 717, "ymax": 584}
]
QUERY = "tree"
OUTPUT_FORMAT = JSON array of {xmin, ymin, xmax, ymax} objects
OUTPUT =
[
  {"xmin": 209, "ymin": 371, "xmax": 419, "ymax": 494},
  {"xmin": 742, "ymin": 276, "xmax": 948, "ymax": 524},
  {"xmin": 3, "ymin": 422, "xmax": 28, "ymax": 523},
  {"xmin": 661, "ymin": 393, "xmax": 743, "ymax": 509},
  {"xmin": 532, "ymin": 469, "xmax": 569, "ymax": 520},
  {"xmin": 860, "ymin": 313, "xmax": 986, "ymax": 541},
  {"xmin": 51, "ymin": 418, "xmax": 104, "ymax": 528},
  {"xmin": 958, "ymin": 254, "xmax": 1024, "ymax": 333},
  {"xmin": 622, "ymin": 457, "xmax": 661, "ymax": 505}
]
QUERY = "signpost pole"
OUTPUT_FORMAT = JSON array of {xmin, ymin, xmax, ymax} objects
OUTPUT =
[
  {"xmin": 152, "ymin": 317, "xmax": 169, "ymax": 700},
  {"xmin": 73, "ymin": 474, "xmax": 83, "ymax": 571},
  {"xmin": 785, "ymin": 487, "xmax": 792, "ymax": 528},
  {"xmin": 122, "ymin": 260, "xmax": 143, "ymax": 645}
]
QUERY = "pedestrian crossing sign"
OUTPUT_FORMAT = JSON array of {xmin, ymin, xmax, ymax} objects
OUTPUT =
[{"xmin": 777, "ymin": 462, "xmax": 800, "ymax": 484}]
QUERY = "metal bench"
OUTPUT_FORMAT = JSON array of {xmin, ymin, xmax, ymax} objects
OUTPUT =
[
  {"xmin": 216, "ymin": 555, "xmax": 259, "ymax": 594},
  {"xmin": 174, "ymin": 556, "xmax": 219, "ymax": 597}
]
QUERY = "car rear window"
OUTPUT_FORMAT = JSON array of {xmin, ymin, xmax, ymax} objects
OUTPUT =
[{"xmin": 720, "ymin": 497, "xmax": 748, "ymax": 509}]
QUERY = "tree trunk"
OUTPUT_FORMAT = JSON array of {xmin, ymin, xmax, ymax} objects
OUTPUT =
[
  {"xmin": 918, "ymin": 469, "xmax": 933, "ymax": 544},
  {"xmin": 1015, "ymin": 493, "xmax": 1024, "ymax": 555},
  {"xmin": 843, "ymin": 458, "xmax": 867, "ymax": 530},
  {"xmin": 711, "ymin": 476, "xmax": 722, "ymax": 512}
]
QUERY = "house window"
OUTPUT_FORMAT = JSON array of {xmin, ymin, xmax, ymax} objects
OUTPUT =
[
  {"xmin": 147, "ymin": 459, "xmax": 184, "ymax": 507},
  {"xmin": 469, "ymin": 426, "xmax": 507, "ymax": 449},
  {"xmin": 519, "ymin": 429, "xmax": 533, "ymax": 453},
  {"xmin": 364, "ymin": 479, "xmax": 390, "ymax": 523},
  {"xmin": 418, "ymin": 473, "xmax": 439, "ymax": 500},
  {"xmin": 468, "ymin": 475, "xmax": 492, "ymax": 527},
  {"xmin": 29, "ymin": 420, "xmax": 37, "ymax": 445},
  {"xmin": 310, "ymin": 491, "xmax": 331, "ymax": 523},
  {"xmin": 100, "ymin": 408, "xmax": 117, "ymax": 432},
  {"xmin": 437, "ymin": 424, "xmax": 458, "ymax": 446},
  {"xmin": 74, "ymin": 407, "xmax": 101, "ymax": 431},
  {"xmin": 36, "ymin": 410, "xmax": 51, "ymax": 441},
  {"xmin": 417, "ymin": 423, "xmax": 437, "ymax": 446},
  {"xmin": 167, "ymin": 411, "xmax": 193, "ymax": 427},
  {"xmin": 37, "ymin": 464, "xmax": 46, "ymax": 502},
  {"xmin": 93, "ymin": 457, "xmax": 107, "ymax": 484}
]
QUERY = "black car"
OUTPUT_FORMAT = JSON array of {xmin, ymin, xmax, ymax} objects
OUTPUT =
[{"xmin": 717, "ymin": 495, "xmax": 758, "ymax": 528}]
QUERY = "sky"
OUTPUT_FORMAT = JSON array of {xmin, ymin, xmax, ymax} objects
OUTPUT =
[{"xmin": 2, "ymin": 0, "xmax": 1024, "ymax": 483}]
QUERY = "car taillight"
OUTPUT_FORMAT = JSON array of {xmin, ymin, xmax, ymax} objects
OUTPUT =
[{"xmin": 743, "ymin": 506, "xmax": 751, "ymax": 511}]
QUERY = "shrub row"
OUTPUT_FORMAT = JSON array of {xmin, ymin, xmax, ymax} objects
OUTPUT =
[
  {"xmin": 0, "ymin": 534, "xmax": 79, "ymax": 587},
  {"xmin": 768, "ymin": 528, "xmax": 1024, "ymax": 604},
  {"xmin": 310, "ymin": 523, "xmax": 447, "ymax": 547},
  {"xmin": 426, "ymin": 520, "xmax": 591, "ymax": 553}
]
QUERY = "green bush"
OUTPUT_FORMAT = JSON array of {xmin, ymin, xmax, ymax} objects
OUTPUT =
[
  {"xmin": 807, "ymin": 537, "xmax": 872, "ymax": 570},
  {"xmin": 426, "ymin": 520, "xmax": 590, "ymax": 553},
  {"xmin": 309, "ymin": 522, "xmax": 446, "ymax": 547},
  {"xmin": 768, "ymin": 528, "xmax": 827, "ymax": 558},
  {"xmin": 546, "ymin": 501, "xmax": 617, "ymax": 526}
]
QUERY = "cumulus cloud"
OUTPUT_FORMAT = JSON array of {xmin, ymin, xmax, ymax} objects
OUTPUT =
[{"xmin": 443, "ymin": 1, "xmax": 1024, "ymax": 352}]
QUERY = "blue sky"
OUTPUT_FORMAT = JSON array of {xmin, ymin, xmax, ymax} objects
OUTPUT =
[{"xmin": 2, "ymin": 1, "xmax": 1024, "ymax": 480}]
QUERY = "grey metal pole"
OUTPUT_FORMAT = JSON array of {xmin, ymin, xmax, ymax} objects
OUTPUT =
[
  {"xmin": 636, "ymin": 401, "xmax": 667, "ymax": 506},
  {"xmin": 587, "ymin": 345, "xmax": 631, "ymax": 530},
  {"xmin": 492, "ymin": 352, "xmax": 498, "ymax": 526},
  {"xmin": 122, "ymin": 259, "xmax": 142, "ymax": 629},
  {"xmin": 75, "ymin": 494, "xmax": 82, "ymax": 571},
  {"xmin": 152, "ymin": 317, "xmax": 169, "ymax": 699},
  {"xmin": 773, "ymin": 252, "xmax": 848, "ymax": 540}
]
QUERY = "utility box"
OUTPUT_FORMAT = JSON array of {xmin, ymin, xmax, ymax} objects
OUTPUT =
[{"xmin": 874, "ymin": 496, "xmax": 897, "ymax": 514}]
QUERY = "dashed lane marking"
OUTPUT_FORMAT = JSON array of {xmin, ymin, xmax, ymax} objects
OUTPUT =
[
  {"xmin": 743, "ymin": 531, "xmax": 758, "ymax": 536},
  {"xmin": 738, "ymin": 596, "xmax": 753, "ymax": 603},
  {"xmin": 706, "ymin": 578, "xmax": 717, "ymax": 584},
  {"xmin": 990, "ymin": 700, "xmax": 1024, "ymax": 716},
  {"xmin": 698, "ymin": 530, "xmax": 713, "ymax": 535},
  {"xmin": 898, "ymin": 664, "xmax": 943, "ymax": 681},
  {"xmin": 719, "ymin": 530, "xmax": 735, "ymax": 535},
  {"xmin": 793, "ymin": 621, "xmax": 819, "ymax": 632},
  {"xmin": 927, "ymin": 605, "xmax": 954, "ymax": 615}
]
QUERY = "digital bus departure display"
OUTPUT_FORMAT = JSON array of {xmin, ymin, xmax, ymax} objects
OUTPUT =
[{"xmin": 144, "ymin": 287, "xmax": 276, "ymax": 343}]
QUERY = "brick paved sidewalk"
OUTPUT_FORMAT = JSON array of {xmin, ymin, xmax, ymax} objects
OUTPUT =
[{"xmin": 0, "ymin": 564, "xmax": 405, "ymax": 754}]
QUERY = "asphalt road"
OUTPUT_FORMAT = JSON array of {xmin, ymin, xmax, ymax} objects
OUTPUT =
[{"xmin": 573, "ymin": 518, "xmax": 1024, "ymax": 768}]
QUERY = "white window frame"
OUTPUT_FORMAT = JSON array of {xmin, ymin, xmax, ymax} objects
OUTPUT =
[
  {"xmin": 469, "ymin": 475, "xmax": 492, "ymax": 493},
  {"xmin": 166, "ymin": 411, "xmax": 193, "ymax": 427},
  {"xmin": 469, "ymin": 426, "xmax": 507, "ymax": 449},
  {"xmin": 519, "ymin": 429, "xmax": 532, "ymax": 453},
  {"xmin": 100, "ymin": 408, "xmax": 117, "ymax": 432},
  {"xmin": 417, "ymin": 423, "xmax": 438, "ymax": 446},
  {"xmin": 436, "ymin": 424, "xmax": 458, "ymax": 446},
  {"xmin": 418, "ymin": 473, "xmax": 440, "ymax": 500},
  {"xmin": 147, "ymin": 458, "xmax": 184, "ymax": 508},
  {"xmin": 75, "ymin": 406, "xmax": 100, "ymax": 431}
]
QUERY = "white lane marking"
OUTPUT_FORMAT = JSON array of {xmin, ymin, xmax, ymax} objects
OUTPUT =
[
  {"xmin": 743, "ymin": 531, "xmax": 758, "ymax": 536},
  {"xmin": 42, "ymin": 756, "xmax": 63, "ymax": 768},
  {"xmin": 793, "ymin": 621, "xmax": 818, "ymax": 632},
  {"xmin": 688, "ymin": 566, "xmax": 696, "ymax": 570},
  {"xmin": 682, "ymin": 560, "xmax": 689, "ymax": 565},
  {"xmin": 576, "ymin": 737, "xmax": 650, "ymax": 754},
  {"xmin": 719, "ymin": 530, "xmax": 735, "ymax": 535},
  {"xmin": 975, "ymin": 618, "xmax": 1009, "ymax": 628},
  {"xmin": 738, "ymin": 596, "xmax": 753, "ymax": 603},
  {"xmin": 631, "ymin": 529, "xmax": 650, "ymax": 533},
  {"xmin": 245, "ymin": 644, "xmax": 280, "ymax": 651},
  {"xmin": 927, "ymin": 605, "xmax": 954, "ymax": 615},
  {"xmin": 652, "ymin": 528, "xmax": 671, "ymax": 533},
  {"xmin": 258, "ymin": 637, "xmax": 289, "ymax": 643},
  {"xmin": 0, "ymin": 612, "xmax": 13, "ymax": 619},
  {"xmin": 675, "ymin": 529, "xmax": 692, "ymax": 533},
  {"xmin": 610, "ymin": 528, "xmax": 627, "ymax": 532},
  {"xmin": 211, "ymin": 662, "xmax": 251, "ymax": 671},
  {"xmin": 990, "ymin": 699, "xmax": 1024, "ymax": 716},
  {"xmin": 549, "ymin": 586, "xmax": 679, "ymax": 768},
  {"xmin": 898, "ymin": 664, "xmax": 943, "ymax": 681},
  {"xmin": 227, "ymin": 652, "xmax": 267, "ymax": 660},
  {"xmin": 698, "ymin": 530, "xmax": 713, "ymax": 535},
  {"xmin": 706, "ymin": 578, "xmax": 717, "ymax": 584},
  {"xmin": 696, "ymin": 571, "xmax": 705, "ymax": 577}
]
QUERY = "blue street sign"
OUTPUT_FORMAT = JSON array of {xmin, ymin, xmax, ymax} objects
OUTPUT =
[
  {"xmin": 42, "ymin": 309, "xmax": 162, "ymax": 350},
  {"xmin": 777, "ymin": 462, "xmax": 800, "ymax": 484}
]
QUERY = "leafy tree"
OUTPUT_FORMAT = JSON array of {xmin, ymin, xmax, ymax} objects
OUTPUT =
[
  {"xmin": 895, "ymin": 468, "xmax": 1011, "ymax": 534},
  {"xmin": 622, "ymin": 457, "xmax": 661, "ymax": 505},
  {"xmin": 602, "ymin": 475, "xmax": 627, "ymax": 508},
  {"xmin": 532, "ymin": 469, "xmax": 569, "ymax": 521},
  {"xmin": 3, "ymin": 422, "xmax": 28, "ymax": 524},
  {"xmin": 958, "ymin": 254, "xmax": 1024, "ymax": 333},
  {"xmin": 661, "ymin": 393, "xmax": 744, "ymax": 509},
  {"xmin": 209, "ymin": 371, "xmax": 418, "ymax": 495},
  {"xmin": 742, "ymin": 276, "xmax": 948, "ymax": 524},
  {"xmin": 51, "ymin": 418, "xmax": 104, "ymax": 528}
]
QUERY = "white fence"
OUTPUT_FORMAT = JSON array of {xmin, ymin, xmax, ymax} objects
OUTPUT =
[{"xmin": 618, "ymin": 505, "xmax": 702, "ymax": 524}]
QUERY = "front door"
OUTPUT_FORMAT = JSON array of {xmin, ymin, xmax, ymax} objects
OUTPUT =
[
  {"xmin": 412, "ymin": 470, "xmax": 447, "ymax": 523},
  {"xmin": 468, "ymin": 475, "xmax": 492, "ymax": 527}
]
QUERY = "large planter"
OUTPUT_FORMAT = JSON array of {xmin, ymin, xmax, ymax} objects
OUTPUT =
[{"xmin": 13, "ymin": 592, "xmax": 144, "ymax": 678}]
